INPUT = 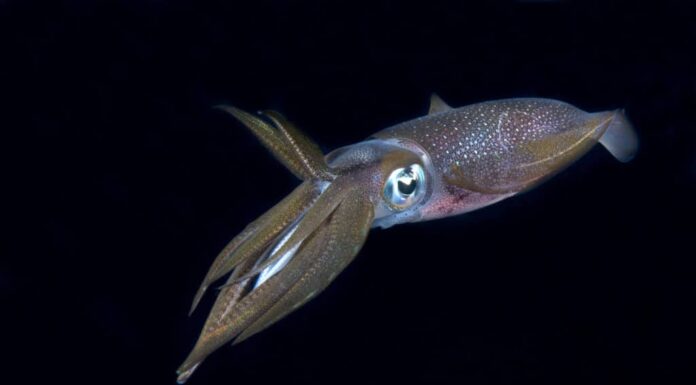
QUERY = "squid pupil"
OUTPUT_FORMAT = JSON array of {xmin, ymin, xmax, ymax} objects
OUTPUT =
[{"xmin": 398, "ymin": 178, "xmax": 416, "ymax": 195}]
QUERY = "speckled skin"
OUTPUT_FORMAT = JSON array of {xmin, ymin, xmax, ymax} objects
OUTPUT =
[
  {"xmin": 373, "ymin": 98, "xmax": 617, "ymax": 221},
  {"xmin": 179, "ymin": 98, "xmax": 631, "ymax": 382}
]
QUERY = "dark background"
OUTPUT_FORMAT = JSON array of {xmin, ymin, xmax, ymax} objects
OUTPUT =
[{"xmin": 2, "ymin": 0, "xmax": 695, "ymax": 384}]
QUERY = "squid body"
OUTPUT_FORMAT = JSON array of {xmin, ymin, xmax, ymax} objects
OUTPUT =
[{"xmin": 177, "ymin": 95, "xmax": 638, "ymax": 382}]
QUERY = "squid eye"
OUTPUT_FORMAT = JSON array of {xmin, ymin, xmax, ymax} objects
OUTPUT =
[{"xmin": 383, "ymin": 164, "xmax": 425, "ymax": 210}]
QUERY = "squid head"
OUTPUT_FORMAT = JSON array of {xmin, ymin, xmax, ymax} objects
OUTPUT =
[{"xmin": 177, "ymin": 95, "xmax": 638, "ymax": 382}]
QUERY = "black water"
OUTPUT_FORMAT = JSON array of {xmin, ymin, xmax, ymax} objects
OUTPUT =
[{"xmin": 2, "ymin": 1, "xmax": 695, "ymax": 384}]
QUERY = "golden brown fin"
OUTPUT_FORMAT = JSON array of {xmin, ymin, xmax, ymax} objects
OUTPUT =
[
  {"xmin": 520, "ymin": 118, "xmax": 608, "ymax": 171},
  {"xmin": 444, "ymin": 164, "xmax": 518, "ymax": 194},
  {"xmin": 445, "ymin": 112, "xmax": 617, "ymax": 194}
]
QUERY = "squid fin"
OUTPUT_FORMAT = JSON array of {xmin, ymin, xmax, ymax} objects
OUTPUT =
[
  {"xmin": 428, "ymin": 93, "xmax": 452, "ymax": 115},
  {"xmin": 598, "ymin": 110, "xmax": 638, "ymax": 162},
  {"xmin": 444, "ymin": 164, "xmax": 518, "ymax": 194}
]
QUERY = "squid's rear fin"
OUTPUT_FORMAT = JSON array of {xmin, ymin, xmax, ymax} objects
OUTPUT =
[{"xmin": 599, "ymin": 110, "xmax": 638, "ymax": 162}]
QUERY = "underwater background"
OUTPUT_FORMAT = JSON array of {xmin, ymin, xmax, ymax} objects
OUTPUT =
[{"xmin": 1, "ymin": 0, "xmax": 695, "ymax": 384}]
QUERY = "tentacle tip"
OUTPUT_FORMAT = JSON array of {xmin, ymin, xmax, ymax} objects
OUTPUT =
[
  {"xmin": 214, "ymin": 105, "xmax": 260, "ymax": 122},
  {"xmin": 213, "ymin": 104, "xmax": 239, "ymax": 115},
  {"xmin": 176, "ymin": 362, "xmax": 201, "ymax": 384},
  {"xmin": 188, "ymin": 286, "xmax": 208, "ymax": 316}
]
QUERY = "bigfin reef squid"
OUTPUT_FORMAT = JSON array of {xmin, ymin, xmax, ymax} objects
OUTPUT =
[{"xmin": 177, "ymin": 94, "xmax": 638, "ymax": 382}]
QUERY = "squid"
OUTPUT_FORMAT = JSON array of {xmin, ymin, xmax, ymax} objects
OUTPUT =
[{"xmin": 177, "ymin": 95, "xmax": 638, "ymax": 382}]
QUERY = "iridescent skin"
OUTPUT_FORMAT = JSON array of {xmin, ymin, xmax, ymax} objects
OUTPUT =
[{"xmin": 177, "ymin": 95, "xmax": 637, "ymax": 382}]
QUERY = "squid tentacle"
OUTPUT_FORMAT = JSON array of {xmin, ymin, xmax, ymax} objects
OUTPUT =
[
  {"xmin": 179, "ymin": 110, "xmax": 364, "ymax": 383},
  {"xmin": 189, "ymin": 181, "xmax": 320, "ymax": 314},
  {"xmin": 218, "ymin": 177, "xmax": 352, "ymax": 289},
  {"xmin": 215, "ymin": 106, "xmax": 309, "ymax": 180},
  {"xmin": 262, "ymin": 110, "xmax": 333, "ymax": 181},
  {"xmin": 216, "ymin": 106, "xmax": 331, "ymax": 181},
  {"xmin": 177, "ymin": 255, "xmax": 258, "ymax": 384},
  {"xmin": 178, "ymin": 190, "xmax": 373, "ymax": 383},
  {"xmin": 189, "ymin": 103, "xmax": 338, "ymax": 314},
  {"xmin": 177, "ymin": 182, "xmax": 371, "ymax": 383},
  {"xmin": 233, "ymin": 192, "xmax": 373, "ymax": 345}
]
